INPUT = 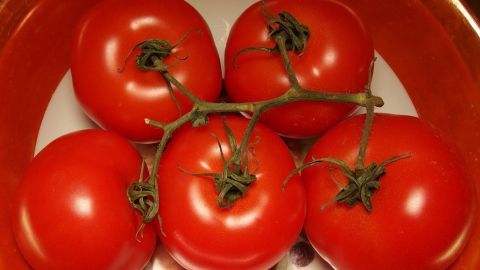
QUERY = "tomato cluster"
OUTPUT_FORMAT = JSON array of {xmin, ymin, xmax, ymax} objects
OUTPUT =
[{"xmin": 11, "ymin": 0, "xmax": 476, "ymax": 270}]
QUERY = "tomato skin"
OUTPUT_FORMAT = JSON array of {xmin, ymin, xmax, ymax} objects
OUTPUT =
[
  {"xmin": 71, "ymin": 0, "xmax": 222, "ymax": 143},
  {"xmin": 11, "ymin": 130, "xmax": 156, "ymax": 270},
  {"xmin": 156, "ymin": 116, "xmax": 306, "ymax": 270},
  {"xmin": 224, "ymin": 0, "xmax": 374, "ymax": 138},
  {"xmin": 302, "ymin": 114, "xmax": 476, "ymax": 270}
]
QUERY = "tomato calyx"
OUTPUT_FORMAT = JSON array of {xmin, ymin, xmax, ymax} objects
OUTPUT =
[
  {"xmin": 338, "ymin": 161, "xmax": 385, "ymax": 212},
  {"xmin": 264, "ymin": 8, "xmax": 310, "ymax": 55},
  {"xmin": 121, "ymin": 32, "xmax": 193, "ymax": 72},
  {"xmin": 120, "ymin": 33, "xmax": 200, "ymax": 115},
  {"xmin": 214, "ymin": 164, "xmax": 257, "ymax": 208},
  {"xmin": 127, "ymin": 161, "xmax": 159, "ymax": 231},
  {"xmin": 181, "ymin": 160, "xmax": 257, "ymax": 208},
  {"xmin": 284, "ymin": 155, "xmax": 409, "ymax": 212},
  {"xmin": 232, "ymin": 2, "xmax": 310, "ymax": 68},
  {"xmin": 332, "ymin": 155, "xmax": 410, "ymax": 211},
  {"xmin": 180, "ymin": 116, "xmax": 258, "ymax": 208}
]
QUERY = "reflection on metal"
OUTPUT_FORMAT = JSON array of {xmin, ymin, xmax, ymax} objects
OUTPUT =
[{"xmin": 450, "ymin": 0, "xmax": 480, "ymax": 38}]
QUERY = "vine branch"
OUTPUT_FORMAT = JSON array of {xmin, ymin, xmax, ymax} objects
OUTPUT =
[{"xmin": 125, "ymin": 6, "xmax": 387, "ymax": 224}]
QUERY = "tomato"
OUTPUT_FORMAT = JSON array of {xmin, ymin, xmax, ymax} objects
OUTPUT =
[
  {"xmin": 224, "ymin": 0, "xmax": 374, "ymax": 138},
  {"xmin": 301, "ymin": 114, "xmax": 476, "ymax": 269},
  {"xmin": 71, "ymin": 0, "xmax": 222, "ymax": 143},
  {"xmin": 156, "ymin": 115, "xmax": 306, "ymax": 270},
  {"xmin": 11, "ymin": 130, "xmax": 156, "ymax": 270}
]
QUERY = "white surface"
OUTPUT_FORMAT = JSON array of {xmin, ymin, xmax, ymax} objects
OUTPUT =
[{"xmin": 34, "ymin": 1, "xmax": 418, "ymax": 269}]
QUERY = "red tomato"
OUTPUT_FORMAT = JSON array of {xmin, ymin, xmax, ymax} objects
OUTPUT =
[
  {"xmin": 71, "ymin": 0, "xmax": 222, "ymax": 143},
  {"xmin": 302, "ymin": 114, "xmax": 476, "ymax": 269},
  {"xmin": 12, "ymin": 130, "xmax": 156, "ymax": 270},
  {"xmin": 156, "ymin": 115, "xmax": 306, "ymax": 270},
  {"xmin": 224, "ymin": 0, "xmax": 374, "ymax": 138}
]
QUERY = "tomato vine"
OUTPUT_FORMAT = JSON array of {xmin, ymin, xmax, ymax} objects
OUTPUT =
[{"xmin": 126, "ymin": 3, "xmax": 384, "ymax": 225}]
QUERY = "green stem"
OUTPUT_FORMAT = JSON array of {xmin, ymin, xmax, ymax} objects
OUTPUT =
[
  {"xmin": 275, "ymin": 34, "xmax": 300, "ymax": 89},
  {"xmin": 161, "ymin": 70, "xmax": 203, "ymax": 104},
  {"xmin": 355, "ymin": 59, "xmax": 376, "ymax": 171},
  {"xmin": 355, "ymin": 100, "xmax": 375, "ymax": 171},
  {"xmin": 126, "ymin": 8, "xmax": 385, "ymax": 223},
  {"xmin": 232, "ymin": 111, "xmax": 262, "ymax": 165},
  {"xmin": 147, "ymin": 112, "xmax": 193, "ymax": 177},
  {"xmin": 197, "ymin": 89, "xmax": 382, "ymax": 114}
]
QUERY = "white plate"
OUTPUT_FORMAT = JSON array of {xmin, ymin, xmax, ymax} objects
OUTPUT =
[{"xmin": 34, "ymin": 1, "xmax": 417, "ymax": 269}]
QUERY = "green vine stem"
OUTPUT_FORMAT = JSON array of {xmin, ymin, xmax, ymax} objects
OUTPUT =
[
  {"xmin": 126, "ymin": 5, "xmax": 385, "ymax": 224},
  {"xmin": 355, "ymin": 58, "xmax": 377, "ymax": 171}
]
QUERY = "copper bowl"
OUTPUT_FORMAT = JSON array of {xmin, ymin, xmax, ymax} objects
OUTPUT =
[{"xmin": 1, "ymin": 0, "xmax": 479, "ymax": 268}]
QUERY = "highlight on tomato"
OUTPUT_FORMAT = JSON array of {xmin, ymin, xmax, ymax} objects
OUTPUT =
[
  {"xmin": 155, "ymin": 115, "xmax": 306, "ymax": 270},
  {"xmin": 71, "ymin": 0, "xmax": 222, "ymax": 143},
  {"xmin": 11, "ymin": 130, "xmax": 156, "ymax": 270},
  {"xmin": 301, "ymin": 113, "xmax": 477, "ymax": 270},
  {"xmin": 224, "ymin": 0, "xmax": 374, "ymax": 138}
]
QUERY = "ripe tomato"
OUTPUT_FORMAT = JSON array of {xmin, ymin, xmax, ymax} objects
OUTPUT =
[
  {"xmin": 156, "ymin": 115, "xmax": 306, "ymax": 270},
  {"xmin": 12, "ymin": 130, "xmax": 156, "ymax": 270},
  {"xmin": 301, "ymin": 114, "xmax": 476, "ymax": 269},
  {"xmin": 224, "ymin": 0, "xmax": 374, "ymax": 138},
  {"xmin": 71, "ymin": 0, "xmax": 222, "ymax": 143}
]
